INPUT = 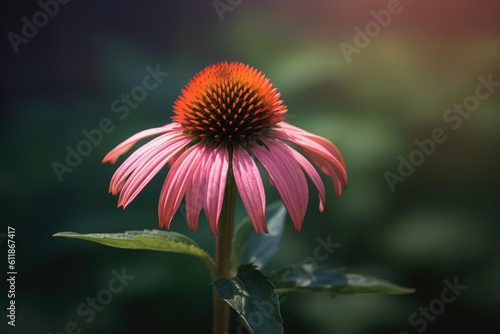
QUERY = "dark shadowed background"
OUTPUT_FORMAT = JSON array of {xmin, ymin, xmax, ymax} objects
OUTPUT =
[{"xmin": 1, "ymin": 0, "xmax": 500, "ymax": 333}]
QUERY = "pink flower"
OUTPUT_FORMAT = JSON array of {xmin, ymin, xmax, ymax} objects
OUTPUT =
[{"xmin": 103, "ymin": 62, "xmax": 347, "ymax": 234}]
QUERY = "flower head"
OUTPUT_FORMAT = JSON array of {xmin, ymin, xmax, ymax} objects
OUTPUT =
[{"xmin": 103, "ymin": 62, "xmax": 347, "ymax": 234}]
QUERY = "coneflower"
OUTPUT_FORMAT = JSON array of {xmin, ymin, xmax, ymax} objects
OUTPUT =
[{"xmin": 103, "ymin": 62, "xmax": 347, "ymax": 235}]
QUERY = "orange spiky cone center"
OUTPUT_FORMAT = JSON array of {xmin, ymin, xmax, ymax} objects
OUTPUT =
[{"xmin": 172, "ymin": 62, "xmax": 287, "ymax": 145}]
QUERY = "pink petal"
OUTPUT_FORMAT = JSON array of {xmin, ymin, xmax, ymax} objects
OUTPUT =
[
  {"xmin": 279, "ymin": 144, "xmax": 326, "ymax": 212},
  {"xmin": 158, "ymin": 143, "xmax": 206, "ymax": 229},
  {"xmin": 278, "ymin": 122, "xmax": 346, "ymax": 166},
  {"xmin": 204, "ymin": 144, "xmax": 229, "ymax": 235},
  {"xmin": 303, "ymin": 148, "xmax": 344, "ymax": 197},
  {"xmin": 233, "ymin": 146, "xmax": 268, "ymax": 234},
  {"xmin": 103, "ymin": 123, "xmax": 180, "ymax": 164},
  {"xmin": 185, "ymin": 146, "xmax": 212, "ymax": 232},
  {"xmin": 117, "ymin": 136, "xmax": 191, "ymax": 208},
  {"xmin": 251, "ymin": 139, "xmax": 309, "ymax": 232},
  {"xmin": 108, "ymin": 129, "xmax": 186, "ymax": 194},
  {"xmin": 272, "ymin": 127, "xmax": 347, "ymax": 195}
]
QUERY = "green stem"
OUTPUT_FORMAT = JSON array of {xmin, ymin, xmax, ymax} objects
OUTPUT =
[{"xmin": 213, "ymin": 173, "xmax": 237, "ymax": 334}]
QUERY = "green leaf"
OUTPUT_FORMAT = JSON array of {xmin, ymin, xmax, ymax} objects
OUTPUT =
[
  {"xmin": 269, "ymin": 264, "xmax": 415, "ymax": 296},
  {"xmin": 213, "ymin": 264, "xmax": 283, "ymax": 334},
  {"xmin": 54, "ymin": 229, "xmax": 216, "ymax": 279},
  {"xmin": 232, "ymin": 201, "xmax": 286, "ymax": 271}
]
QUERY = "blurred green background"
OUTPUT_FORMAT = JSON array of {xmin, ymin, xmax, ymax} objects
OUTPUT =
[{"xmin": 2, "ymin": 0, "xmax": 500, "ymax": 333}]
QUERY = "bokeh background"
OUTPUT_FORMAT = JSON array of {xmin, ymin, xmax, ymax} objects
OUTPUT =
[{"xmin": 2, "ymin": 0, "xmax": 500, "ymax": 333}]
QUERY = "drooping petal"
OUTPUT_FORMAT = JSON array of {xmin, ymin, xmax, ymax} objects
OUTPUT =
[
  {"xmin": 103, "ymin": 123, "xmax": 180, "ymax": 164},
  {"xmin": 273, "ymin": 127, "xmax": 347, "ymax": 196},
  {"xmin": 117, "ymin": 136, "xmax": 191, "ymax": 208},
  {"xmin": 279, "ymin": 144, "xmax": 326, "ymax": 212},
  {"xmin": 108, "ymin": 129, "xmax": 185, "ymax": 195},
  {"xmin": 233, "ymin": 146, "xmax": 268, "ymax": 234},
  {"xmin": 251, "ymin": 139, "xmax": 309, "ymax": 232},
  {"xmin": 184, "ymin": 145, "xmax": 212, "ymax": 232},
  {"xmin": 302, "ymin": 148, "xmax": 344, "ymax": 197},
  {"xmin": 204, "ymin": 144, "xmax": 229, "ymax": 235},
  {"xmin": 158, "ymin": 143, "xmax": 206, "ymax": 229},
  {"xmin": 278, "ymin": 122, "xmax": 346, "ymax": 166},
  {"xmin": 273, "ymin": 127, "xmax": 346, "ymax": 181}
]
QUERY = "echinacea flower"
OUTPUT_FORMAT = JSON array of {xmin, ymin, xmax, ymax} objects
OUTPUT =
[{"xmin": 103, "ymin": 62, "xmax": 347, "ymax": 234}]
